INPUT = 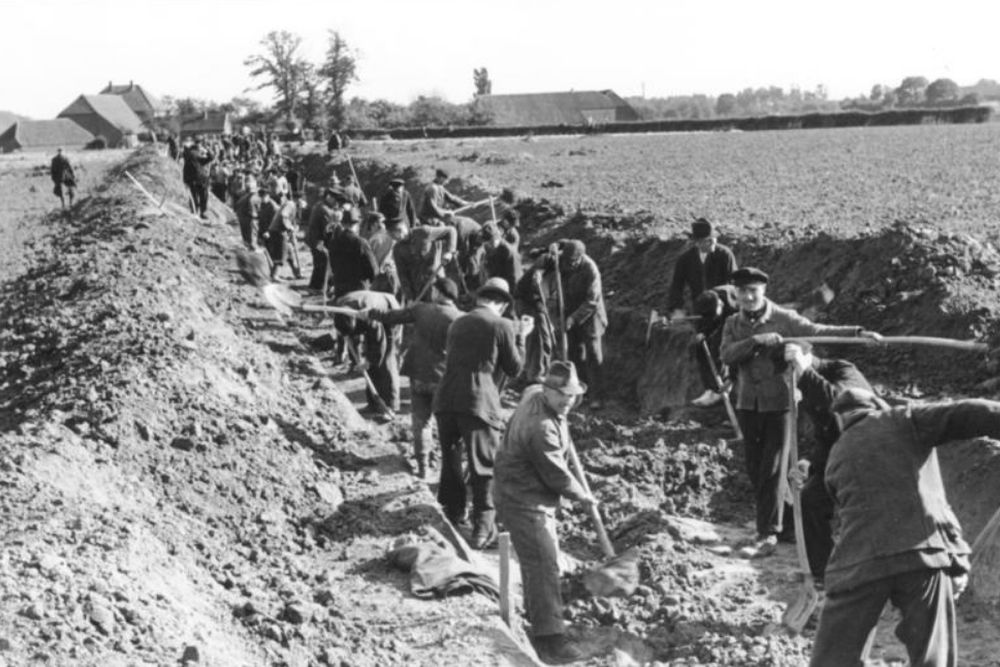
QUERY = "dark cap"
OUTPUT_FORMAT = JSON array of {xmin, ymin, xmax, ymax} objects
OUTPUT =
[
  {"xmin": 341, "ymin": 208, "xmax": 361, "ymax": 226},
  {"xmin": 732, "ymin": 267, "xmax": 769, "ymax": 287},
  {"xmin": 434, "ymin": 277, "xmax": 459, "ymax": 302},
  {"xmin": 558, "ymin": 239, "xmax": 586, "ymax": 262},
  {"xmin": 435, "ymin": 168, "xmax": 449, "ymax": 180},
  {"xmin": 542, "ymin": 360, "xmax": 587, "ymax": 396},
  {"xmin": 389, "ymin": 177, "xmax": 405, "ymax": 186},
  {"xmin": 690, "ymin": 218, "xmax": 717, "ymax": 239}
]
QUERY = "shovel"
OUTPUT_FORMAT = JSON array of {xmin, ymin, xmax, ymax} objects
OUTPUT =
[
  {"xmin": 781, "ymin": 368, "xmax": 819, "ymax": 633},
  {"xmin": 701, "ymin": 339, "xmax": 743, "ymax": 441},
  {"xmin": 550, "ymin": 243, "xmax": 568, "ymax": 361},
  {"xmin": 565, "ymin": 439, "xmax": 639, "ymax": 598},
  {"xmin": 261, "ymin": 283, "xmax": 362, "ymax": 318}
]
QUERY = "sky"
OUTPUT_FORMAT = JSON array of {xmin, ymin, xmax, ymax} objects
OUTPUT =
[{"xmin": 4, "ymin": 0, "xmax": 1000, "ymax": 118}]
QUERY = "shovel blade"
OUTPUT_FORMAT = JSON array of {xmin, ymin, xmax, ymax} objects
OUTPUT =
[
  {"xmin": 781, "ymin": 586, "xmax": 820, "ymax": 634},
  {"xmin": 262, "ymin": 283, "xmax": 301, "ymax": 317},
  {"xmin": 582, "ymin": 548, "xmax": 640, "ymax": 598}
]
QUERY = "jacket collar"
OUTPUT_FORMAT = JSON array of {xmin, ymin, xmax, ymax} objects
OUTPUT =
[{"xmin": 739, "ymin": 298, "xmax": 773, "ymax": 325}]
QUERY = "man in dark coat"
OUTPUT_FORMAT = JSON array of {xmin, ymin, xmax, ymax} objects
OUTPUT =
[
  {"xmin": 334, "ymin": 290, "xmax": 401, "ymax": 420},
  {"xmin": 480, "ymin": 223, "xmax": 522, "ymax": 301},
  {"xmin": 721, "ymin": 267, "xmax": 881, "ymax": 556},
  {"xmin": 690, "ymin": 285, "xmax": 739, "ymax": 406},
  {"xmin": 306, "ymin": 187, "xmax": 342, "ymax": 294},
  {"xmin": 378, "ymin": 178, "xmax": 417, "ymax": 232},
  {"xmin": 809, "ymin": 391, "xmax": 1000, "ymax": 667},
  {"xmin": 50, "ymin": 148, "xmax": 76, "ymax": 211},
  {"xmin": 392, "ymin": 225, "xmax": 457, "ymax": 304},
  {"xmin": 182, "ymin": 139, "xmax": 215, "ymax": 219},
  {"xmin": 666, "ymin": 218, "xmax": 737, "ymax": 319},
  {"xmin": 365, "ymin": 278, "xmax": 462, "ymax": 478},
  {"xmin": 327, "ymin": 208, "xmax": 378, "ymax": 298},
  {"xmin": 420, "ymin": 168, "xmax": 468, "ymax": 225},
  {"xmin": 557, "ymin": 239, "xmax": 607, "ymax": 409},
  {"xmin": 260, "ymin": 189, "xmax": 301, "ymax": 281},
  {"xmin": 433, "ymin": 278, "xmax": 532, "ymax": 548}
]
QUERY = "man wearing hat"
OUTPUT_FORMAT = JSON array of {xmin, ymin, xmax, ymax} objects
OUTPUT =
[
  {"xmin": 557, "ymin": 239, "xmax": 608, "ymax": 409},
  {"xmin": 480, "ymin": 222, "xmax": 523, "ymax": 297},
  {"xmin": 720, "ymin": 266, "xmax": 880, "ymax": 555},
  {"xmin": 326, "ymin": 206, "xmax": 378, "ymax": 298},
  {"xmin": 305, "ymin": 187, "xmax": 343, "ymax": 294},
  {"xmin": 433, "ymin": 277, "xmax": 534, "ymax": 548},
  {"xmin": 378, "ymin": 177, "xmax": 417, "ymax": 232},
  {"xmin": 810, "ymin": 391, "xmax": 1000, "ymax": 667},
  {"xmin": 50, "ymin": 147, "xmax": 76, "ymax": 212},
  {"xmin": 182, "ymin": 138, "xmax": 215, "ymax": 219},
  {"xmin": 234, "ymin": 182, "xmax": 265, "ymax": 251},
  {"xmin": 420, "ymin": 168, "xmax": 469, "ymax": 226},
  {"xmin": 495, "ymin": 360, "xmax": 595, "ymax": 664},
  {"xmin": 666, "ymin": 218, "xmax": 738, "ymax": 326},
  {"xmin": 362, "ymin": 277, "xmax": 462, "ymax": 478}
]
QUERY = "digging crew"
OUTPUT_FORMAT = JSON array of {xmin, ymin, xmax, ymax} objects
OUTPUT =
[
  {"xmin": 495, "ymin": 361, "xmax": 594, "ymax": 665},
  {"xmin": 182, "ymin": 138, "xmax": 215, "ymax": 219},
  {"xmin": 378, "ymin": 177, "xmax": 417, "ymax": 233},
  {"xmin": 420, "ymin": 168, "xmax": 468, "ymax": 225},
  {"xmin": 557, "ymin": 239, "xmax": 608, "ymax": 410},
  {"xmin": 49, "ymin": 147, "xmax": 76, "ymax": 211},
  {"xmin": 720, "ymin": 267, "xmax": 880, "ymax": 555},
  {"xmin": 784, "ymin": 343, "xmax": 873, "ymax": 583},
  {"xmin": 305, "ymin": 187, "xmax": 343, "ymax": 294},
  {"xmin": 690, "ymin": 285, "xmax": 739, "ymax": 407},
  {"xmin": 234, "ymin": 183, "xmax": 264, "ymax": 251},
  {"xmin": 392, "ymin": 224, "xmax": 457, "ymax": 303},
  {"xmin": 433, "ymin": 277, "xmax": 532, "ymax": 549},
  {"xmin": 260, "ymin": 188, "xmax": 302, "ymax": 281},
  {"xmin": 809, "ymin": 391, "xmax": 1000, "ymax": 667},
  {"xmin": 363, "ymin": 278, "xmax": 462, "ymax": 478},
  {"xmin": 667, "ymin": 218, "xmax": 737, "ymax": 320},
  {"xmin": 334, "ymin": 290, "xmax": 401, "ymax": 420},
  {"xmin": 327, "ymin": 207, "xmax": 378, "ymax": 298}
]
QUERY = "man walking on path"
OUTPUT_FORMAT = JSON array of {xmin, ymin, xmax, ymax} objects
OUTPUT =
[
  {"xmin": 50, "ymin": 148, "xmax": 76, "ymax": 212},
  {"xmin": 433, "ymin": 278, "xmax": 532, "ymax": 549},
  {"xmin": 667, "ymin": 218, "xmax": 737, "ymax": 320},
  {"xmin": 557, "ymin": 240, "xmax": 607, "ymax": 409},
  {"xmin": 809, "ymin": 391, "xmax": 1000, "ymax": 667},
  {"xmin": 420, "ymin": 169, "xmax": 468, "ymax": 225},
  {"xmin": 363, "ymin": 278, "xmax": 462, "ymax": 477},
  {"xmin": 495, "ymin": 360, "xmax": 594, "ymax": 665},
  {"xmin": 720, "ymin": 267, "xmax": 880, "ymax": 556},
  {"xmin": 182, "ymin": 138, "xmax": 214, "ymax": 219}
]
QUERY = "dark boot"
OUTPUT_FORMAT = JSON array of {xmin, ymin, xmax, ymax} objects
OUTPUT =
[
  {"xmin": 471, "ymin": 510, "xmax": 498, "ymax": 550},
  {"xmin": 533, "ymin": 634, "xmax": 583, "ymax": 665}
]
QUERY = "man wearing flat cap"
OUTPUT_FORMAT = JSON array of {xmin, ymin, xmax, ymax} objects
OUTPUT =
[
  {"xmin": 810, "ymin": 391, "xmax": 1000, "ymax": 667},
  {"xmin": 378, "ymin": 177, "xmax": 417, "ymax": 233},
  {"xmin": 557, "ymin": 239, "xmax": 608, "ymax": 409},
  {"xmin": 495, "ymin": 360, "xmax": 595, "ymax": 665},
  {"xmin": 667, "ymin": 218, "xmax": 738, "ymax": 320},
  {"xmin": 362, "ymin": 277, "xmax": 462, "ymax": 478},
  {"xmin": 420, "ymin": 168, "xmax": 469, "ymax": 226},
  {"xmin": 434, "ymin": 277, "xmax": 534, "ymax": 549},
  {"xmin": 720, "ymin": 266, "xmax": 880, "ymax": 556}
]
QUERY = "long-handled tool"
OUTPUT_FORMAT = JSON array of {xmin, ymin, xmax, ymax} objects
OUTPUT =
[
  {"xmin": 452, "ymin": 198, "xmax": 491, "ymax": 215},
  {"xmin": 782, "ymin": 367, "xmax": 820, "ymax": 633},
  {"xmin": 345, "ymin": 336, "xmax": 394, "ymax": 418},
  {"xmin": 498, "ymin": 532, "xmax": 512, "ymax": 627},
  {"xmin": 550, "ymin": 243, "xmax": 568, "ymax": 361},
  {"xmin": 784, "ymin": 336, "xmax": 987, "ymax": 352},
  {"xmin": 261, "ymin": 283, "xmax": 361, "ymax": 318},
  {"xmin": 702, "ymin": 339, "xmax": 743, "ymax": 441},
  {"xmin": 565, "ymin": 438, "xmax": 639, "ymax": 597}
]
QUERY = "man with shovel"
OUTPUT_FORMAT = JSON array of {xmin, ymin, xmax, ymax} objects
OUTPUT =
[
  {"xmin": 495, "ymin": 360, "xmax": 595, "ymax": 665},
  {"xmin": 557, "ymin": 240, "xmax": 607, "ymax": 410},
  {"xmin": 333, "ymin": 289, "xmax": 401, "ymax": 422},
  {"xmin": 420, "ymin": 168, "xmax": 469, "ymax": 225}
]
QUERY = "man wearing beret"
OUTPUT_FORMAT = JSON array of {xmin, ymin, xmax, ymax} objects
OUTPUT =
[
  {"xmin": 557, "ymin": 239, "xmax": 608, "ymax": 410},
  {"xmin": 666, "ymin": 218, "xmax": 738, "ymax": 322},
  {"xmin": 434, "ymin": 278, "xmax": 533, "ymax": 548},
  {"xmin": 495, "ymin": 361, "xmax": 595, "ymax": 665},
  {"xmin": 810, "ymin": 390, "xmax": 1000, "ymax": 666},
  {"xmin": 720, "ymin": 267, "xmax": 880, "ymax": 555}
]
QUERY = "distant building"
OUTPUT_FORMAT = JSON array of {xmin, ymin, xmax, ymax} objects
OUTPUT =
[
  {"xmin": 99, "ymin": 81, "xmax": 165, "ymax": 122},
  {"xmin": 477, "ymin": 90, "xmax": 640, "ymax": 126},
  {"xmin": 0, "ymin": 110, "xmax": 28, "ymax": 136},
  {"xmin": 58, "ymin": 94, "xmax": 143, "ymax": 148},
  {"xmin": 0, "ymin": 119, "xmax": 94, "ymax": 153},
  {"xmin": 179, "ymin": 111, "xmax": 232, "ymax": 139}
]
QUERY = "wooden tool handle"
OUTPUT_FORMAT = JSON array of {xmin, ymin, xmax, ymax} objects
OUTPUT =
[
  {"xmin": 498, "ymin": 533, "xmax": 511, "ymax": 626},
  {"xmin": 565, "ymin": 439, "xmax": 615, "ymax": 558},
  {"xmin": 787, "ymin": 371, "xmax": 814, "ymax": 586},
  {"xmin": 299, "ymin": 304, "xmax": 361, "ymax": 316},
  {"xmin": 784, "ymin": 336, "xmax": 987, "ymax": 352}
]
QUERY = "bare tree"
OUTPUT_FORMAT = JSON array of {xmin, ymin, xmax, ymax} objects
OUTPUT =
[
  {"xmin": 319, "ymin": 30, "xmax": 358, "ymax": 131},
  {"xmin": 244, "ymin": 31, "xmax": 310, "ymax": 121}
]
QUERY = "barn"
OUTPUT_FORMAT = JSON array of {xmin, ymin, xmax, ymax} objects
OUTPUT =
[
  {"xmin": 0, "ymin": 119, "xmax": 95, "ymax": 153},
  {"xmin": 180, "ymin": 111, "xmax": 233, "ymax": 139},
  {"xmin": 99, "ymin": 81, "xmax": 165, "ymax": 123},
  {"xmin": 477, "ymin": 90, "xmax": 640, "ymax": 126},
  {"xmin": 58, "ymin": 94, "xmax": 143, "ymax": 148}
]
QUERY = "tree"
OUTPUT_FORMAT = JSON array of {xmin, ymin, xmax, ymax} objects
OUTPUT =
[
  {"xmin": 244, "ymin": 30, "xmax": 310, "ymax": 121},
  {"xmin": 895, "ymin": 76, "xmax": 929, "ymax": 106},
  {"xmin": 319, "ymin": 30, "xmax": 358, "ymax": 131},
  {"xmin": 473, "ymin": 68, "xmax": 492, "ymax": 96},
  {"xmin": 299, "ymin": 64, "xmax": 328, "ymax": 129},
  {"xmin": 715, "ymin": 93, "xmax": 737, "ymax": 116},
  {"xmin": 925, "ymin": 78, "xmax": 960, "ymax": 105}
]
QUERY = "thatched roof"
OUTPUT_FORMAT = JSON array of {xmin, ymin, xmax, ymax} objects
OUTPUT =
[
  {"xmin": 59, "ymin": 94, "xmax": 144, "ymax": 133},
  {"xmin": 478, "ymin": 90, "xmax": 640, "ymax": 126},
  {"xmin": 0, "ymin": 119, "xmax": 94, "ymax": 152},
  {"xmin": 99, "ymin": 81, "xmax": 164, "ymax": 118}
]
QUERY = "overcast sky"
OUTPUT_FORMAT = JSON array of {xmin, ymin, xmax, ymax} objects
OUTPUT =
[{"xmin": 4, "ymin": 0, "xmax": 999, "ymax": 118}]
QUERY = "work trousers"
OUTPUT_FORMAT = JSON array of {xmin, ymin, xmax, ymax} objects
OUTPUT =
[
  {"xmin": 210, "ymin": 182, "xmax": 228, "ymax": 202},
  {"xmin": 434, "ymin": 411, "xmax": 498, "ymax": 524},
  {"xmin": 736, "ymin": 409, "xmax": 790, "ymax": 537},
  {"xmin": 238, "ymin": 216, "xmax": 258, "ymax": 251},
  {"xmin": 567, "ymin": 329, "xmax": 604, "ymax": 398},
  {"xmin": 524, "ymin": 313, "xmax": 554, "ymax": 384},
  {"xmin": 189, "ymin": 182, "xmax": 209, "ymax": 216},
  {"xmin": 409, "ymin": 380, "xmax": 436, "ymax": 462},
  {"xmin": 810, "ymin": 569, "xmax": 956, "ymax": 667},
  {"xmin": 498, "ymin": 505, "xmax": 565, "ymax": 637},
  {"xmin": 801, "ymin": 473, "xmax": 835, "ymax": 580},
  {"xmin": 366, "ymin": 350, "xmax": 400, "ymax": 413},
  {"xmin": 308, "ymin": 246, "xmax": 330, "ymax": 293},
  {"xmin": 267, "ymin": 231, "xmax": 301, "ymax": 276}
]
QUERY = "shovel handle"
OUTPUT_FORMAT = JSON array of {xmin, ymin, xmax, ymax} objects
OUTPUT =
[
  {"xmin": 565, "ymin": 439, "xmax": 615, "ymax": 558},
  {"xmin": 701, "ymin": 340, "xmax": 743, "ymax": 441},
  {"xmin": 299, "ymin": 304, "xmax": 361, "ymax": 316},
  {"xmin": 784, "ymin": 336, "xmax": 986, "ymax": 352}
]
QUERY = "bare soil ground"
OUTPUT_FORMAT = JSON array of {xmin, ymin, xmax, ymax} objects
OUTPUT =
[{"xmin": 3, "ymin": 126, "xmax": 1000, "ymax": 667}]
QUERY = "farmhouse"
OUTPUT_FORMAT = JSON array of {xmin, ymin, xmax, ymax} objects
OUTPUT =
[
  {"xmin": 58, "ymin": 94, "xmax": 143, "ymax": 148},
  {"xmin": 99, "ymin": 81, "xmax": 165, "ymax": 122},
  {"xmin": 180, "ymin": 111, "xmax": 233, "ymax": 139},
  {"xmin": 0, "ymin": 119, "xmax": 94, "ymax": 153},
  {"xmin": 477, "ymin": 90, "xmax": 640, "ymax": 126}
]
